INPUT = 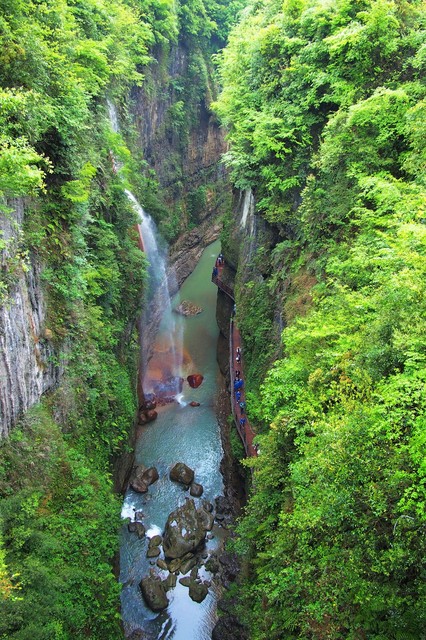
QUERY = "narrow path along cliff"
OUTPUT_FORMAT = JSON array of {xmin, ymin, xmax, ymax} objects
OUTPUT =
[{"xmin": 212, "ymin": 257, "xmax": 257, "ymax": 458}]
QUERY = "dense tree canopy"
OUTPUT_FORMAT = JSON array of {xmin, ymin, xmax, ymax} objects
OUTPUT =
[{"xmin": 215, "ymin": 0, "xmax": 426, "ymax": 638}]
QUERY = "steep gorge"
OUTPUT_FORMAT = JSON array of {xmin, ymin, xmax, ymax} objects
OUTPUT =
[{"xmin": 3, "ymin": 0, "xmax": 425, "ymax": 638}]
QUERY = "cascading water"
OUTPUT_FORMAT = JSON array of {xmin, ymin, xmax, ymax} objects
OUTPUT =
[
  {"xmin": 107, "ymin": 101, "xmax": 182, "ymax": 395},
  {"xmin": 124, "ymin": 190, "xmax": 183, "ymax": 398},
  {"xmin": 107, "ymin": 101, "xmax": 225, "ymax": 638},
  {"xmin": 108, "ymin": 99, "xmax": 120, "ymax": 134}
]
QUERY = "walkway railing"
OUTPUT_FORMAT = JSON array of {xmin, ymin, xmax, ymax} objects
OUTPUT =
[
  {"xmin": 211, "ymin": 257, "xmax": 257, "ymax": 458},
  {"xmin": 229, "ymin": 318, "xmax": 257, "ymax": 457},
  {"xmin": 211, "ymin": 275, "xmax": 234, "ymax": 300}
]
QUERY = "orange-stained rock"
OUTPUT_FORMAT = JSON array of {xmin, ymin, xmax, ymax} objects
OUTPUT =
[{"xmin": 187, "ymin": 374, "xmax": 204, "ymax": 389}]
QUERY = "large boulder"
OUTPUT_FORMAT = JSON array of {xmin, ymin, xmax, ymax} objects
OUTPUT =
[
  {"xmin": 175, "ymin": 300, "xmax": 203, "ymax": 317},
  {"xmin": 165, "ymin": 573, "xmax": 177, "ymax": 590},
  {"xmin": 139, "ymin": 575, "xmax": 168, "ymax": 612},
  {"xmin": 149, "ymin": 534, "xmax": 163, "ymax": 548},
  {"xmin": 190, "ymin": 482, "xmax": 204, "ymax": 497},
  {"xmin": 163, "ymin": 499, "xmax": 206, "ymax": 559},
  {"xmin": 128, "ymin": 521, "xmax": 146, "ymax": 538},
  {"xmin": 178, "ymin": 575, "xmax": 209, "ymax": 603},
  {"xmin": 138, "ymin": 409, "xmax": 158, "ymax": 425},
  {"xmin": 180, "ymin": 555, "xmax": 197, "ymax": 574},
  {"xmin": 197, "ymin": 507, "xmax": 214, "ymax": 532},
  {"xmin": 189, "ymin": 581, "xmax": 209, "ymax": 603},
  {"xmin": 169, "ymin": 463, "xmax": 194, "ymax": 485},
  {"xmin": 139, "ymin": 398, "xmax": 157, "ymax": 412},
  {"xmin": 130, "ymin": 465, "xmax": 159, "ymax": 493}
]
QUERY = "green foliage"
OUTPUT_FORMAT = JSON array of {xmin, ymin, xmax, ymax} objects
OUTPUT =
[
  {"xmin": 229, "ymin": 417, "xmax": 247, "ymax": 461},
  {"xmin": 187, "ymin": 185, "xmax": 207, "ymax": 223},
  {"xmin": 177, "ymin": 0, "xmax": 248, "ymax": 43},
  {"xmin": 0, "ymin": 533, "xmax": 20, "ymax": 602},
  {"xmin": 217, "ymin": 0, "xmax": 426, "ymax": 637},
  {"xmin": 0, "ymin": 406, "xmax": 122, "ymax": 640},
  {"xmin": 236, "ymin": 276, "xmax": 278, "ymax": 390},
  {"xmin": 0, "ymin": 136, "xmax": 49, "ymax": 199},
  {"xmin": 214, "ymin": 0, "xmax": 426, "ymax": 232},
  {"xmin": 0, "ymin": 0, "xmax": 176, "ymax": 635},
  {"xmin": 0, "ymin": 0, "xmax": 243, "ymax": 632}
]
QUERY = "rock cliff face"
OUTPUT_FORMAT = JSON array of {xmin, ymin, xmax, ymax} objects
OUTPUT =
[
  {"xmin": 132, "ymin": 43, "xmax": 229, "ymax": 231},
  {"xmin": 0, "ymin": 200, "xmax": 61, "ymax": 437},
  {"xmin": 215, "ymin": 188, "xmax": 282, "ymax": 378},
  {"xmin": 169, "ymin": 216, "xmax": 221, "ymax": 292}
]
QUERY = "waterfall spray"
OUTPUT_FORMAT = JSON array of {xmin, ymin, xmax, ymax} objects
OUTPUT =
[
  {"xmin": 107, "ymin": 101, "xmax": 183, "ymax": 400},
  {"xmin": 124, "ymin": 191, "xmax": 183, "ymax": 398}
]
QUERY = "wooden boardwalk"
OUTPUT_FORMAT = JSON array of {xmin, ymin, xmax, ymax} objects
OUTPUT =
[{"xmin": 212, "ymin": 259, "xmax": 258, "ymax": 458}]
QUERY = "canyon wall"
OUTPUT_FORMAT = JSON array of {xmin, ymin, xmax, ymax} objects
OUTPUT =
[{"xmin": 0, "ymin": 200, "xmax": 61, "ymax": 436}]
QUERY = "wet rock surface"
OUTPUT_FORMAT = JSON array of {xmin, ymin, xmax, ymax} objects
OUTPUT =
[
  {"xmin": 190, "ymin": 482, "xmax": 204, "ymax": 497},
  {"xmin": 129, "ymin": 465, "xmax": 159, "ymax": 493},
  {"xmin": 163, "ymin": 499, "xmax": 206, "ymax": 559},
  {"xmin": 149, "ymin": 534, "xmax": 162, "ymax": 547},
  {"xmin": 197, "ymin": 507, "xmax": 214, "ymax": 532},
  {"xmin": 169, "ymin": 462, "xmax": 195, "ymax": 485},
  {"xmin": 186, "ymin": 373, "xmax": 204, "ymax": 389},
  {"xmin": 189, "ymin": 580, "xmax": 209, "ymax": 603},
  {"xmin": 139, "ymin": 574, "xmax": 168, "ymax": 612},
  {"xmin": 128, "ymin": 521, "xmax": 146, "ymax": 538},
  {"xmin": 137, "ymin": 409, "xmax": 158, "ymax": 425},
  {"xmin": 174, "ymin": 300, "xmax": 203, "ymax": 316},
  {"xmin": 179, "ymin": 573, "xmax": 209, "ymax": 603}
]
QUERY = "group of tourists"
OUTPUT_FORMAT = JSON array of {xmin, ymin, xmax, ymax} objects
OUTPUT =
[
  {"xmin": 210, "ymin": 251, "xmax": 257, "ymax": 456},
  {"xmin": 212, "ymin": 253, "xmax": 224, "ymax": 279},
  {"xmin": 233, "ymin": 346, "xmax": 247, "ymax": 430}
]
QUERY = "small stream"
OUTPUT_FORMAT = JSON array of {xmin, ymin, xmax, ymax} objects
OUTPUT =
[{"xmin": 120, "ymin": 239, "xmax": 224, "ymax": 639}]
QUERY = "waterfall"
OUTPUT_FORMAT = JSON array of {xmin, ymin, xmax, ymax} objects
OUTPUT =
[
  {"xmin": 107, "ymin": 99, "xmax": 119, "ymax": 133},
  {"xmin": 107, "ymin": 100, "xmax": 183, "ymax": 399},
  {"xmin": 124, "ymin": 191, "xmax": 183, "ymax": 398},
  {"xmin": 240, "ymin": 188, "xmax": 253, "ymax": 230}
]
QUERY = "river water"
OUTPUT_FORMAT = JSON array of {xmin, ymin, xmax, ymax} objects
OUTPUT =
[{"xmin": 120, "ymin": 239, "xmax": 224, "ymax": 640}]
